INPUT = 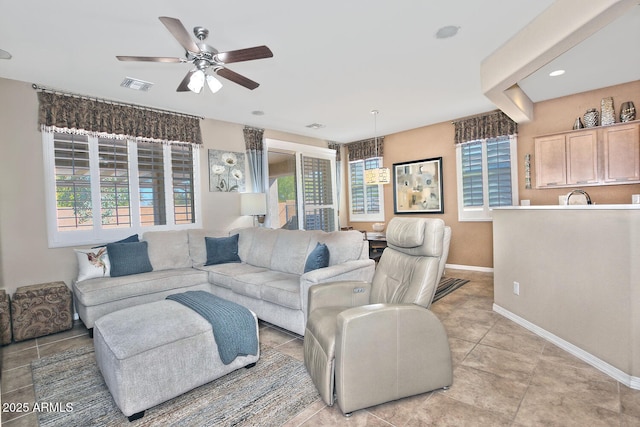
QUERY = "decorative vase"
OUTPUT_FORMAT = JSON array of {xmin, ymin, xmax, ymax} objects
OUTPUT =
[
  {"xmin": 620, "ymin": 101, "xmax": 636, "ymax": 122},
  {"xmin": 600, "ymin": 97, "xmax": 615, "ymax": 126},
  {"xmin": 583, "ymin": 108, "xmax": 599, "ymax": 128},
  {"xmin": 573, "ymin": 117, "xmax": 583, "ymax": 130}
]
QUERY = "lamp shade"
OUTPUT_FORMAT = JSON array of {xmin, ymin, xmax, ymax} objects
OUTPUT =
[{"xmin": 240, "ymin": 193, "xmax": 267, "ymax": 216}]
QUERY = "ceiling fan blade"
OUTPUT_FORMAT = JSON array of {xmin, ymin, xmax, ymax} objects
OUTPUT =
[
  {"xmin": 177, "ymin": 70, "xmax": 195, "ymax": 92},
  {"xmin": 159, "ymin": 16, "xmax": 200, "ymax": 54},
  {"xmin": 216, "ymin": 68, "xmax": 260, "ymax": 90},
  {"xmin": 116, "ymin": 55, "xmax": 185, "ymax": 63},
  {"xmin": 215, "ymin": 46, "xmax": 273, "ymax": 64}
]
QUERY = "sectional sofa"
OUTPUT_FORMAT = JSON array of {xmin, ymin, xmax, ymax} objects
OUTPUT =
[{"xmin": 72, "ymin": 227, "xmax": 375, "ymax": 336}]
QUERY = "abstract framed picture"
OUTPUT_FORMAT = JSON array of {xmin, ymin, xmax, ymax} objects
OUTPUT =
[{"xmin": 393, "ymin": 157, "xmax": 443, "ymax": 214}]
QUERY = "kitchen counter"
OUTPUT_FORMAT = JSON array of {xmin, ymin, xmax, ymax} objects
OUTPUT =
[{"xmin": 493, "ymin": 204, "xmax": 640, "ymax": 210}]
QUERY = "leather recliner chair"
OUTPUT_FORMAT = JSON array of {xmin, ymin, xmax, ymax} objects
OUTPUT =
[{"xmin": 303, "ymin": 217, "xmax": 453, "ymax": 415}]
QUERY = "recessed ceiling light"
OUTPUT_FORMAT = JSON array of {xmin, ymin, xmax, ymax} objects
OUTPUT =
[
  {"xmin": 0, "ymin": 49, "xmax": 12, "ymax": 59},
  {"xmin": 120, "ymin": 77, "xmax": 153, "ymax": 91},
  {"xmin": 435, "ymin": 25, "xmax": 460, "ymax": 39},
  {"xmin": 549, "ymin": 69, "xmax": 565, "ymax": 77},
  {"xmin": 252, "ymin": 110, "xmax": 265, "ymax": 116}
]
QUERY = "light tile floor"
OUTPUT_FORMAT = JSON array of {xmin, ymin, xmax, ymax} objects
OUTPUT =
[{"xmin": 2, "ymin": 269, "xmax": 639, "ymax": 426}]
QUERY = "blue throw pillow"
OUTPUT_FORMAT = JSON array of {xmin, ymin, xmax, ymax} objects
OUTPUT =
[
  {"xmin": 107, "ymin": 241, "xmax": 153, "ymax": 277},
  {"xmin": 304, "ymin": 243, "xmax": 330, "ymax": 273},
  {"xmin": 205, "ymin": 234, "xmax": 241, "ymax": 266}
]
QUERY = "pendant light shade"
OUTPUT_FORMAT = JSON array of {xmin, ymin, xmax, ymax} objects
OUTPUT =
[{"xmin": 365, "ymin": 110, "xmax": 390, "ymax": 185}]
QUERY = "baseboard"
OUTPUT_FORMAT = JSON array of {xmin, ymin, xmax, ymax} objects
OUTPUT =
[
  {"xmin": 445, "ymin": 263, "xmax": 493, "ymax": 273},
  {"xmin": 493, "ymin": 304, "xmax": 639, "ymax": 390}
]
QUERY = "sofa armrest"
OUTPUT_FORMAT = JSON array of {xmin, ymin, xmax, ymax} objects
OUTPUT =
[
  {"xmin": 334, "ymin": 304, "xmax": 452, "ymax": 414},
  {"xmin": 301, "ymin": 259, "xmax": 375, "ymax": 320}
]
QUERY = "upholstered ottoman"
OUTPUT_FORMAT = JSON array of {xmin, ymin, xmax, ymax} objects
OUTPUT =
[
  {"xmin": 0, "ymin": 290, "xmax": 12, "ymax": 344},
  {"xmin": 93, "ymin": 297, "xmax": 260, "ymax": 421},
  {"xmin": 11, "ymin": 281, "xmax": 73, "ymax": 342}
]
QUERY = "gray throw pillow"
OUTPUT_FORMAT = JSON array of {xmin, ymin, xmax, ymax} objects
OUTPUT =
[
  {"xmin": 205, "ymin": 234, "xmax": 241, "ymax": 266},
  {"xmin": 107, "ymin": 241, "xmax": 153, "ymax": 277},
  {"xmin": 304, "ymin": 243, "xmax": 330, "ymax": 273}
]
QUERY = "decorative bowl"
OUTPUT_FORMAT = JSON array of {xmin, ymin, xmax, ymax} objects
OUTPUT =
[{"xmin": 372, "ymin": 223, "xmax": 385, "ymax": 232}]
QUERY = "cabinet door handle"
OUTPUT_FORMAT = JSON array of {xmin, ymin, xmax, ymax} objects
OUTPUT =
[
  {"xmin": 616, "ymin": 178, "xmax": 630, "ymax": 182},
  {"xmin": 546, "ymin": 182, "xmax": 558, "ymax": 185}
]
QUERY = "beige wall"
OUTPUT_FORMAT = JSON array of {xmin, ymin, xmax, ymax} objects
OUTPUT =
[
  {"xmin": 0, "ymin": 78, "xmax": 328, "ymax": 296},
  {"xmin": 493, "ymin": 207, "xmax": 640, "ymax": 379},
  {"xmin": 348, "ymin": 80, "xmax": 640, "ymax": 269}
]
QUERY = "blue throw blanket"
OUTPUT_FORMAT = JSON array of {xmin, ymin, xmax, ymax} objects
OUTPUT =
[{"xmin": 166, "ymin": 291, "xmax": 258, "ymax": 365}]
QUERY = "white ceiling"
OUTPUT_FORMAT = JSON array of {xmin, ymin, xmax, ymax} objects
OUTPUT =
[{"xmin": 0, "ymin": 1, "xmax": 638, "ymax": 143}]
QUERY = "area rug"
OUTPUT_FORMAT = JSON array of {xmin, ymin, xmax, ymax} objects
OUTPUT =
[
  {"xmin": 433, "ymin": 277, "xmax": 470, "ymax": 302},
  {"xmin": 31, "ymin": 345, "xmax": 319, "ymax": 426}
]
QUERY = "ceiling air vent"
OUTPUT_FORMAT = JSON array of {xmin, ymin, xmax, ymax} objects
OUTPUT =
[
  {"xmin": 120, "ymin": 77, "xmax": 153, "ymax": 91},
  {"xmin": 305, "ymin": 123, "xmax": 325, "ymax": 129}
]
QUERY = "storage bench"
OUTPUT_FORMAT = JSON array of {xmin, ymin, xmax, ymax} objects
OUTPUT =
[
  {"xmin": 93, "ymin": 298, "xmax": 260, "ymax": 421},
  {"xmin": 11, "ymin": 281, "xmax": 73, "ymax": 342}
]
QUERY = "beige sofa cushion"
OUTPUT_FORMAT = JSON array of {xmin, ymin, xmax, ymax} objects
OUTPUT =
[
  {"xmin": 235, "ymin": 228, "xmax": 366, "ymax": 275},
  {"xmin": 143, "ymin": 230, "xmax": 191, "ymax": 271},
  {"xmin": 314, "ymin": 230, "xmax": 365, "ymax": 266},
  {"xmin": 187, "ymin": 229, "xmax": 227, "ymax": 266},
  {"xmin": 74, "ymin": 268, "xmax": 208, "ymax": 307}
]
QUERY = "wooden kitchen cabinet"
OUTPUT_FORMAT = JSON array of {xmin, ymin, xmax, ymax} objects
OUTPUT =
[
  {"xmin": 603, "ymin": 123, "xmax": 640, "ymax": 183},
  {"xmin": 534, "ymin": 121, "xmax": 639, "ymax": 188},
  {"xmin": 534, "ymin": 134, "xmax": 567, "ymax": 187},
  {"xmin": 566, "ymin": 130, "xmax": 598, "ymax": 185}
]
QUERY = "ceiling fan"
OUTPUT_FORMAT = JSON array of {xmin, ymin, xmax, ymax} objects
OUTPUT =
[{"xmin": 117, "ymin": 16, "xmax": 273, "ymax": 93}]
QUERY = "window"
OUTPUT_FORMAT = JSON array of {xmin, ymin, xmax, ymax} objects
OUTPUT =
[
  {"xmin": 348, "ymin": 157, "xmax": 384, "ymax": 222},
  {"xmin": 456, "ymin": 135, "xmax": 518, "ymax": 221},
  {"xmin": 302, "ymin": 155, "xmax": 335, "ymax": 231},
  {"xmin": 43, "ymin": 130, "xmax": 200, "ymax": 247}
]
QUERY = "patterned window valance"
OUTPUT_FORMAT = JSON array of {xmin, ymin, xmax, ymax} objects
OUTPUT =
[
  {"xmin": 346, "ymin": 137, "xmax": 384, "ymax": 161},
  {"xmin": 243, "ymin": 126, "xmax": 264, "ymax": 151},
  {"xmin": 37, "ymin": 91, "xmax": 202, "ymax": 145},
  {"xmin": 327, "ymin": 142, "xmax": 341, "ymax": 162},
  {"xmin": 453, "ymin": 110, "xmax": 517, "ymax": 144}
]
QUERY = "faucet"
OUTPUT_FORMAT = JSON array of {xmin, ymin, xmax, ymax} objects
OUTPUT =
[{"xmin": 565, "ymin": 189, "xmax": 592, "ymax": 205}]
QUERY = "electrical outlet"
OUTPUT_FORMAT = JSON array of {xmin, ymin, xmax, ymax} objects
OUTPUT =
[{"xmin": 513, "ymin": 281, "xmax": 520, "ymax": 296}]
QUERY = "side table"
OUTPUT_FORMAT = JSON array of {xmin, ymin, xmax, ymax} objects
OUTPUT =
[{"xmin": 11, "ymin": 281, "xmax": 73, "ymax": 342}]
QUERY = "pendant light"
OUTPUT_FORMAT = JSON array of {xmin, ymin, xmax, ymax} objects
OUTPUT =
[{"xmin": 364, "ymin": 110, "xmax": 390, "ymax": 185}]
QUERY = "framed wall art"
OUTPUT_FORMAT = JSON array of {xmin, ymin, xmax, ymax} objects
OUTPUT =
[
  {"xmin": 208, "ymin": 149, "xmax": 246, "ymax": 192},
  {"xmin": 393, "ymin": 157, "xmax": 443, "ymax": 214}
]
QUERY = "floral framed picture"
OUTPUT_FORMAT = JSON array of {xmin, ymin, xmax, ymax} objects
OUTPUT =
[
  {"xmin": 208, "ymin": 149, "xmax": 246, "ymax": 192},
  {"xmin": 393, "ymin": 157, "xmax": 443, "ymax": 214}
]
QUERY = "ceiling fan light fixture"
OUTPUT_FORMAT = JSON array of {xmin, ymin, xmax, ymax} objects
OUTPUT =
[
  {"xmin": 206, "ymin": 74, "xmax": 223, "ymax": 93},
  {"xmin": 187, "ymin": 69, "xmax": 205, "ymax": 93}
]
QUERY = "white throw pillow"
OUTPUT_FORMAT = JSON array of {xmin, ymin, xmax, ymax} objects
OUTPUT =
[{"xmin": 74, "ymin": 247, "xmax": 111, "ymax": 281}]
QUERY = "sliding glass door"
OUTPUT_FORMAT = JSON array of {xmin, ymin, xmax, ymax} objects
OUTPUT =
[{"xmin": 265, "ymin": 140, "xmax": 337, "ymax": 232}]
